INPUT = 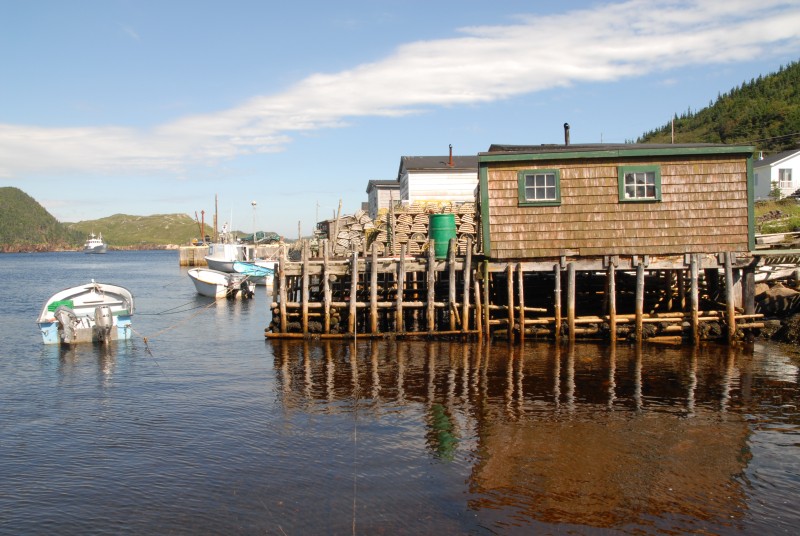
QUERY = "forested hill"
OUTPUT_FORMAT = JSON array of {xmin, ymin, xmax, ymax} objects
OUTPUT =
[
  {"xmin": 638, "ymin": 61, "xmax": 800, "ymax": 153},
  {"xmin": 0, "ymin": 187, "xmax": 82, "ymax": 252}
]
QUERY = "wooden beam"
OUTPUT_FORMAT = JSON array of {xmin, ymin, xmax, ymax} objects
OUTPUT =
[
  {"xmin": 323, "ymin": 240, "xmax": 331, "ymax": 334},
  {"xmin": 427, "ymin": 240, "xmax": 436, "ymax": 332},
  {"xmin": 448, "ymin": 238, "xmax": 457, "ymax": 331},
  {"xmin": 302, "ymin": 241, "xmax": 309, "ymax": 335},
  {"xmin": 279, "ymin": 244, "xmax": 287, "ymax": 334},
  {"xmin": 396, "ymin": 243, "xmax": 405, "ymax": 332},
  {"xmin": 349, "ymin": 251, "xmax": 358, "ymax": 335},
  {"xmin": 370, "ymin": 242, "xmax": 378, "ymax": 334}
]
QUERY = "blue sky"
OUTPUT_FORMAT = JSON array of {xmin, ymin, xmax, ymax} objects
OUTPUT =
[{"xmin": 2, "ymin": 0, "xmax": 799, "ymax": 237}]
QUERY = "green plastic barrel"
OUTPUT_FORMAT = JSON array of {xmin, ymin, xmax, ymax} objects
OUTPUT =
[{"xmin": 428, "ymin": 214, "xmax": 457, "ymax": 259}]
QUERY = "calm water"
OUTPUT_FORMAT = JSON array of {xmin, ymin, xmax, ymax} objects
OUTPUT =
[{"xmin": 1, "ymin": 251, "xmax": 799, "ymax": 535}]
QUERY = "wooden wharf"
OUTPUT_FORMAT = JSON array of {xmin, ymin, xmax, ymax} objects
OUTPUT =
[{"xmin": 265, "ymin": 238, "xmax": 766, "ymax": 344}]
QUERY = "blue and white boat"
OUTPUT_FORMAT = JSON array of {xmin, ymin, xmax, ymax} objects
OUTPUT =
[
  {"xmin": 83, "ymin": 232, "xmax": 108, "ymax": 254},
  {"xmin": 36, "ymin": 281, "xmax": 134, "ymax": 345},
  {"xmin": 232, "ymin": 260, "xmax": 275, "ymax": 286}
]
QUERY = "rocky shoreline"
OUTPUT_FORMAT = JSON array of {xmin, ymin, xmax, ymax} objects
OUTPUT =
[{"xmin": 756, "ymin": 280, "xmax": 800, "ymax": 344}]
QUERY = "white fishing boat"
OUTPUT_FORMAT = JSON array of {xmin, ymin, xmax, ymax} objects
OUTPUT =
[
  {"xmin": 232, "ymin": 260, "xmax": 275, "ymax": 286},
  {"xmin": 204, "ymin": 242, "xmax": 254, "ymax": 272},
  {"xmin": 83, "ymin": 232, "xmax": 108, "ymax": 254},
  {"xmin": 36, "ymin": 281, "xmax": 134, "ymax": 345},
  {"xmin": 188, "ymin": 268, "xmax": 255, "ymax": 299}
]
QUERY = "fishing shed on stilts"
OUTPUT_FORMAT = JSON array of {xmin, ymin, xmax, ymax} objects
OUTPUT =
[{"xmin": 477, "ymin": 140, "xmax": 761, "ymax": 343}]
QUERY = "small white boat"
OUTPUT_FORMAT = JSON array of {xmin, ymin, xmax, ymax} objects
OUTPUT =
[
  {"xmin": 36, "ymin": 281, "xmax": 134, "ymax": 345},
  {"xmin": 204, "ymin": 242, "xmax": 254, "ymax": 272},
  {"xmin": 83, "ymin": 232, "xmax": 108, "ymax": 254},
  {"xmin": 188, "ymin": 268, "xmax": 255, "ymax": 299},
  {"xmin": 232, "ymin": 260, "xmax": 275, "ymax": 286}
]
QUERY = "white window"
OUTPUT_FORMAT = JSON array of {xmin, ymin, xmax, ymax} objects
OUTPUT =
[
  {"xmin": 525, "ymin": 173, "xmax": 557, "ymax": 201},
  {"xmin": 779, "ymin": 168, "xmax": 793, "ymax": 189}
]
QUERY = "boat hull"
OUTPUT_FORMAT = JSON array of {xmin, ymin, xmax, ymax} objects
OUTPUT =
[
  {"xmin": 232, "ymin": 261, "xmax": 275, "ymax": 286},
  {"xmin": 188, "ymin": 268, "xmax": 255, "ymax": 299}
]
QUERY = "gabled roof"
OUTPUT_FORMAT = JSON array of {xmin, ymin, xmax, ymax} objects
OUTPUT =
[
  {"xmin": 753, "ymin": 148, "xmax": 800, "ymax": 168},
  {"xmin": 366, "ymin": 179, "xmax": 400, "ymax": 193},
  {"xmin": 397, "ymin": 155, "xmax": 478, "ymax": 179}
]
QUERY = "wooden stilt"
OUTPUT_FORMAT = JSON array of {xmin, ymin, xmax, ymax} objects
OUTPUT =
[
  {"xmin": 370, "ymin": 243, "xmax": 378, "ymax": 334},
  {"xmin": 554, "ymin": 264, "xmax": 562, "ymax": 340},
  {"xmin": 427, "ymin": 240, "xmax": 436, "ymax": 332},
  {"xmin": 608, "ymin": 263, "xmax": 617, "ymax": 343},
  {"xmin": 690, "ymin": 255, "xmax": 699, "ymax": 344},
  {"xmin": 474, "ymin": 268, "xmax": 483, "ymax": 341},
  {"xmin": 507, "ymin": 264, "xmax": 515, "ymax": 341},
  {"xmin": 448, "ymin": 238, "xmax": 457, "ymax": 331},
  {"xmin": 279, "ymin": 244, "xmax": 287, "ymax": 333},
  {"xmin": 323, "ymin": 240, "xmax": 331, "ymax": 334},
  {"xmin": 743, "ymin": 264, "xmax": 755, "ymax": 316},
  {"xmin": 517, "ymin": 263, "xmax": 525, "ymax": 343},
  {"xmin": 635, "ymin": 263, "xmax": 644, "ymax": 342},
  {"xmin": 724, "ymin": 252, "xmax": 736, "ymax": 343},
  {"xmin": 348, "ymin": 251, "xmax": 358, "ymax": 335},
  {"xmin": 483, "ymin": 261, "xmax": 491, "ymax": 338},
  {"xmin": 677, "ymin": 269, "xmax": 686, "ymax": 311},
  {"xmin": 396, "ymin": 243, "xmax": 406, "ymax": 332},
  {"xmin": 462, "ymin": 237, "xmax": 472, "ymax": 333},
  {"xmin": 302, "ymin": 241, "xmax": 309, "ymax": 335},
  {"xmin": 567, "ymin": 262, "xmax": 575, "ymax": 341}
]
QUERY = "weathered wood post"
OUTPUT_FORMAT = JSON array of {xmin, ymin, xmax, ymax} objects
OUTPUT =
[
  {"xmin": 349, "ymin": 251, "xmax": 358, "ymax": 335},
  {"xmin": 690, "ymin": 255, "xmax": 699, "ymax": 344},
  {"xmin": 474, "ymin": 267, "xmax": 482, "ymax": 340},
  {"xmin": 554, "ymin": 264, "xmax": 562, "ymax": 340},
  {"xmin": 370, "ymin": 243, "xmax": 378, "ymax": 334},
  {"xmin": 427, "ymin": 240, "xmax": 436, "ymax": 332},
  {"xmin": 567, "ymin": 262, "xmax": 575, "ymax": 341},
  {"xmin": 323, "ymin": 240, "xmax": 331, "ymax": 334},
  {"xmin": 635, "ymin": 262, "xmax": 644, "ymax": 342},
  {"xmin": 506, "ymin": 263, "xmax": 515, "ymax": 341},
  {"xmin": 724, "ymin": 252, "xmax": 736, "ymax": 344},
  {"xmin": 607, "ymin": 263, "xmax": 617, "ymax": 343},
  {"xmin": 279, "ymin": 244, "xmax": 288, "ymax": 333},
  {"xmin": 461, "ymin": 237, "xmax": 472, "ymax": 333},
  {"xmin": 517, "ymin": 263, "xmax": 525, "ymax": 343},
  {"xmin": 483, "ymin": 261, "xmax": 491, "ymax": 338},
  {"xmin": 302, "ymin": 241, "xmax": 309, "ymax": 335},
  {"xmin": 448, "ymin": 238, "xmax": 457, "ymax": 331},
  {"xmin": 396, "ymin": 243, "xmax": 406, "ymax": 333}
]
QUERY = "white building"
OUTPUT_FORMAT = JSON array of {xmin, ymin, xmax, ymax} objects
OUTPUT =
[
  {"xmin": 396, "ymin": 152, "xmax": 478, "ymax": 204},
  {"xmin": 365, "ymin": 180, "xmax": 401, "ymax": 219},
  {"xmin": 754, "ymin": 149, "xmax": 800, "ymax": 200}
]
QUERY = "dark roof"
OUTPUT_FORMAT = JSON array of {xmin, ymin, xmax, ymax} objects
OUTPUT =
[
  {"xmin": 397, "ymin": 155, "xmax": 478, "ymax": 179},
  {"xmin": 484, "ymin": 143, "xmax": 750, "ymax": 155},
  {"xmin": 366, "ymin": 179, "xmax": 400, "ymax": 193},
  {"xmin": 753, "ymin": 148, "xmax": 800, "ymax": 168}
]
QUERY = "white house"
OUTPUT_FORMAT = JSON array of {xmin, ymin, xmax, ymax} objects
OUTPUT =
[
  {"xmin": 396, "ymin": 150, "xmax": 478, "ymax": 204},
  {"xmin": 754, "ymin": 149, "xmax": 800, "ymax": 200}
]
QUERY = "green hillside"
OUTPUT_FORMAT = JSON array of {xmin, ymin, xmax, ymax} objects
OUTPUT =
[
  {"xmin": 638, "ymin": 61, "xmax": 800, "ymax": 152},
  {"xmin": 0, "ymin": 187, "xmax": 82, "ymax": 251},
  {"xmin": 67, "ymin": 213, "xmax": 214, "ymax": 247}
]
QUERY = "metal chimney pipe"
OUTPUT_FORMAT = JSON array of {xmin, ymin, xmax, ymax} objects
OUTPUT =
[
  {"xmin": 448, "ymin": 144, "xmax": 454, "ymax": 166},
  {"xmin": 564, "ymin": 123, "xmax": 570, "ymax": 146}
]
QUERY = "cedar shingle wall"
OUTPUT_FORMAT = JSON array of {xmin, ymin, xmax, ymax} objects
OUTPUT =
[{"xmin": 486, "ymin": 156, "xmax": 749, "ymax": 259}]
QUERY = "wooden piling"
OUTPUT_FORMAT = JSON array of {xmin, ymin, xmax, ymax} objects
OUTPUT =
[
  {"xmin": 567, "ymin": 262, "xmax": 575, "ymax": 341},
  {"xmin": 302, "ymin": 241, "xmax": 309, "ymax": 335},
  {"xmin": 461, "ymin": 237, "xmax": 472, "ymax": 333},
  {"xmin": 507, "ymin": 263, "xmax": 515, "ymax": 341},
  {"xmin": 427, "ymin": 240, "xmax": 436, "ymax": 332},
  {"xmin": 349, "ymin": 251, "xmax": 358, "ymax": 335},
  {"xmin": 396, "ymin": 243, "xmax": 406, "ymax": 333},
  {"xmin": 554, "ymin": 264, "xmax": 562, "ymax": 340},
  {"xmin": 448, "ymin": 238, "xmax": 457, "ymax": 331},
  {"xmin": 517, "ymin": 263, "xmax": 525, "ymax": 343},
  {"xmin": 635, "ymin": 262, "xmax": 644, "ymax": 342},
  {"xmin": 474, "ymin": 270, "xmax": 483, "ymax": 340},
  {"xmin": 370, "ymin": 243, "xmax": 378, "ymax": 334},
  {"xmin": 608, "ymin": 263, "xmax": 616, "ymax": 343},
  {"xmin": 323, "ymin": 241, "xmax": 331, "ymax": 334},
  {"xmin": 690, "ymin": 255, "xmax": 699, "ymax": 344},
  {"xmin": 724, "ymin": 252, "xmax": 736, "ymax": 343},
  {"xmin": 483, "ymin": 261, "xmax": 490, "ymax": 338},
  {"xmin": 279, "ymin": 244, "xmax": 287, "ymax": 334}
]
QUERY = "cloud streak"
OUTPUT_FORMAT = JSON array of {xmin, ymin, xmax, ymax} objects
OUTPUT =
[{"xmin": 1, "ymin": 0, "xmax": 799, "ymax": 179}]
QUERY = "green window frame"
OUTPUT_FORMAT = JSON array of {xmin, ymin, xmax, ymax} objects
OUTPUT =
[
  {"xmin": 618, "ymin": 165, "xmax": 661, "ymax": 202},
  {"xmin": 517, "ymin": 168, "xmax": 561, "ymax": 206}
]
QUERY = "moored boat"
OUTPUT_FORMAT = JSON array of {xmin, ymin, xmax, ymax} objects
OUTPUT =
[
  {"xmin": 83, "ymin": 233, "xmax": 108, "ymax": 254},
  {"xmin": 188, "ymin": 267, "xmax": 255, "ymax": 299},
  {"xmin": 36, "ymin": 280, "xmax": 134, "ymax": 345}
]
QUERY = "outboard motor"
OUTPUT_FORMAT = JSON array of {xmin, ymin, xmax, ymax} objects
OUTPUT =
[
  {"xmin": 94, "ymin": 305, "xmax": 114, "ymax": 343},
  {"xmin": 240, "ymin": 280, "xmax": 255, "ymax": 299},
  {"xmin": 53, "ymin": 305, "xmax": 78, "ymax": 344}
]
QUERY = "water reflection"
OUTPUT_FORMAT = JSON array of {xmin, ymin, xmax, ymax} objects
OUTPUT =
[{"xmin": 270, "ymin": 339, "xmax": 800, "ymax": 532}]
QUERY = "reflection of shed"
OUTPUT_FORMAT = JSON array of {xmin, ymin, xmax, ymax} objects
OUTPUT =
[{"xmin": 478, "ymin": 143, "xmax": 754, "ymax": 260}]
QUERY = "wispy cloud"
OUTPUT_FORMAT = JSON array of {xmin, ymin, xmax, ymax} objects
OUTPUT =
[{"xmin": 1, "ymin": 0, "xmax": 798, "ymax": 179}]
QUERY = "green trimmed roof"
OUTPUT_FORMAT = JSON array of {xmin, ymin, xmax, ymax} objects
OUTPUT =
[{"xmin": 479, "ymin": 143, "xmax": 755, "ymax": 162}]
